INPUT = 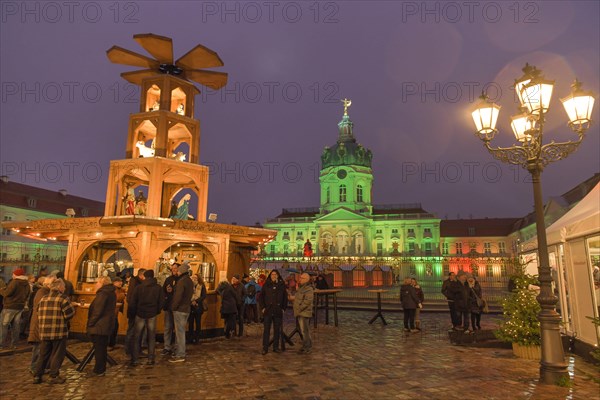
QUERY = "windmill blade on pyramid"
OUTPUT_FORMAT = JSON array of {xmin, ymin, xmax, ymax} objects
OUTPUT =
[
  {"xmin": 106, "ymin": 46, "xmax": 159, "ymax": 69},
  {"xmin": 120, "ymin": 69, "xmax": 162, "ymax": 86},
  {"xmin": 133, "ymin": 33, "xmax": 174, "ymax": 65},
  {"xmin": 107, "ymin": 34, "xmax": 228, "ymax": 91},
  {"xmin": 184, "ymin": 70, "xmax": 228, "ymax": 90},
  {"xmin": 176, "ymin": 44, "xmax": 224, "ymax": 70}
]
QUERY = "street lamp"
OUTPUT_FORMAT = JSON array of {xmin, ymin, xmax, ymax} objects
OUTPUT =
[{"xmin": 470, "ymin": 64, "xmax": 595, "ymax": 385}]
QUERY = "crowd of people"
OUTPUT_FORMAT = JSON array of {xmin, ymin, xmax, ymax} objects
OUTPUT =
[
  {"xmin": 0, "ymin": 264, "xmax": 328, "ymax": 384},
  {"xmin": 441, "ymin": 271, "xmax": 486, "ymax": 333},
  {"xmin": 0, "ymin": 263, "xmax": 490, "ymax": 385}
]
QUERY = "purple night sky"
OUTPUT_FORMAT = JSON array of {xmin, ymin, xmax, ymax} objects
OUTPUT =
[{"xmin": 1, "ymin": 1, "xmax": 599, "ymax": 225}]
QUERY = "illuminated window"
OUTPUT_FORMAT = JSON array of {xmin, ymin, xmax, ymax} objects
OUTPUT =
[
  {"xmin": 339, "ymin": 185, "xmax": 347, "ymax": 202},
  {"xmin": 408, "ymin": 242, "xmax": 415, "ymax": 255},
  {"xmin": 357, "ymin": 185, "xmax": 363, "ymax": 202},
  {"xmin": 425, "ymin": 242, "xmax": 432, "ymax": 256},
  {"xmin": 442, "ymin": 242, "xmax": 449, "ymax": 255},
  {"xmin": 456, "ymin": 243, "xmax": 463, "ymax": 255},
  {"xmin": 484, "ymin": 242, "xmax": 491, "ymax": 255},
  {"xmin": 353, "ymin": 269, "xmax": 366, "ymax": 287},
  {"xmin": 333, "ymin": 270, "xmax": 343, "ymax": 287},
  {"xmin": 499, "ymin": 242, "xmax": 506, "ymax": 254},
  {"xmin": 372, "ymin": 270, "xmax": 383, "ymax": 286}
]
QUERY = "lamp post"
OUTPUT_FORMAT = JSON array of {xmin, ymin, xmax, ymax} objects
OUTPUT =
[{"xmin": 470, "ymin": 63, "xmax": 595, "ymax": 384}]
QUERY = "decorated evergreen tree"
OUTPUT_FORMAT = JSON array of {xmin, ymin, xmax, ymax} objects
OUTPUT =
[{"xmin": 495, "ymin": 264, "xmax": 541, "ymax": 346}]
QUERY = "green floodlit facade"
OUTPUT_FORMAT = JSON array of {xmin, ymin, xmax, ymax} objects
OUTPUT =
[{"xmin": 261, "ymin": 108, "xmax": 519, "ymax": 292}]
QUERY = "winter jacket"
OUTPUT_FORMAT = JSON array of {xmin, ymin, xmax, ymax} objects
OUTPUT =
[
  {"xmin": 232, "ymin": 282, "xmax": 247, "ymax": 309},
  {"xmin": 126, "ymin": 276, "xmax": 143, "ymax": 318},
  {"xmin": 27, "ymin": 286, "xmax": 50, "ymax": 343},
  {"xmin": 87, "ymin": 284, "xmax": 117, "ymax": 336},
  {"xmin": 400, "ymin": 284, "xmax": 420, "ymax": 310},
  {"xmin": 162, "ymin": 274, "xmax": 178, "ymax": 311},
  {"xmin": 258, "ymin": 272, "xmax": 288, "ymax": 317},
  {"xmin": 171, "ymin": 274, "xmax": 194, "ymax": 313},
  {"xmin": 414, "ymin": 285, "xmax": 425, "ymax": 304},
  {"xmin": 468, "ymin": 282, "xmax": 483, "ymax": 314},
  {"xmin": 0, "ymin": 276, "xmax": 31, "ymax": 310},
  {"xmin": 293, "ymin": 282, "xmax": 314, "ymax": 318},
  {"xmin": 130, "ymin": 277, "xmax": 164, "ymax": 319},
  {"xmin": 37, "ymin": 290, "xmax": 75, "ymax": 340},
  {"xmin": 244, "ymin": 281, "xmax": 261, "ymax": 305},
  {"xmin": 453, "ymin": 281, "xmax": 471, "ymax": 312},
  {"xmin": 217, "ymin": 281, "xmax": 238, "ymax": 315}
]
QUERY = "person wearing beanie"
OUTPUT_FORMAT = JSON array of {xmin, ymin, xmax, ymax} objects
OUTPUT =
[
  {"xmin": 0, "ymin": 268, "xmax": 31, "ymax": 349},
  {"xmin": 169, "ymin": 263, "xmax": 193, "ymax": 362}
]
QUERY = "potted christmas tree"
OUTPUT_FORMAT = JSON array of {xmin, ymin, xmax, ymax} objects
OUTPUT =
[{"xmin": 495, "ymin": 264, "xmax": 542, "ymax": 359}]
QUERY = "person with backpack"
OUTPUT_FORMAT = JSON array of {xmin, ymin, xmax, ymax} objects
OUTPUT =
[{"xmin": 244, "ymin": 276, "xmax": 261, "ymax": 324}]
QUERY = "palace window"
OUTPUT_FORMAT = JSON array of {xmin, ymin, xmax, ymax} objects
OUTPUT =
[
  {"xmin": 376, "ymin": 229, "xmax": 382, "ymax": 234},
  {"xmin": 423, "ymin": 228, "xmax": 432, "ymax": 238},
  {"xmin": 282, "ymin": 231, "xmax": 290, "ymax": 240},
  {"xmin": 283, "ymin": 244, "xmax": 289, "ymax": 256},
  {"xmin": 425, "ymin": 242, "xmax": 432, "ymax": 256},
  {"xmin": 407, "ymin": 228, "xmax": 415, "ymax": 238},
  {"xmin": 456, "ymin": 242, "xmax": 463, "ymax": 255},
  {"xmin": 356, "ymin": 185, "xmax": 363, "ymax": 202},
  {"xmin": 269, "ymin": 245, "xmax": 275, "ymax": 255},
  {"xmin": 391, "ymin": 229, "xmax": 398, "ymax": 234},
  {"xmin": 468, "ymin": 227, "xmax": 476, "ymax": 236},
  {"xmin": 442, "ymin": 242, "xmax": 449, "ymax": 255},
  {"xmin": 372, "ymin": 270, "xmax": 383, "ymax": 286},
  {"xmin": 353, "ymin": 269, "xmax": 366, "ymax": 287},
  {"xmin": 484, "ymin": 242, "xmax": 491, "ymax": 255},
  {"xmin": 470, "ymin": 244, "xmax": 477, "ymax": 255},
  {"xmin": 376, "ymin": 243, "xmax": 383, "ymax": 256},
  {"xmin": 333, "ymin": 270, "xmax": 343, "ymax": 287},
  {"xmin": 2, "ymin": 215, "xmax": 12, "ymax": 236},
  {"xmin": 486, "ymin": 265, "xmax": 494, "ymax": 277},
  {"xmin": 409, "ymin": 265, "xmax": 416, "ymax": 276},
  {"xmin": 408, "ymin": 242, "xmax": 415, "ymax": 255},
  {"xmin": 498, "ymin": 242, "xmax": 506, "ymax": 254},
  {"xmin": 339, "ymin": 185, "xmax": 347, "ymax": 202}
]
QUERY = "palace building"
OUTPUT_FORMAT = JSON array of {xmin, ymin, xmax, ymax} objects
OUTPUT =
[{"xmin": 260, "ymin": 102, "xmax": 597, "ymax": 304}]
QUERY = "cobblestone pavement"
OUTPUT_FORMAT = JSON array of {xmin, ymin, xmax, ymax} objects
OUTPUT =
[{"xmin": 0, "ymin": 311, "xmax": 598, "ymax": 400}]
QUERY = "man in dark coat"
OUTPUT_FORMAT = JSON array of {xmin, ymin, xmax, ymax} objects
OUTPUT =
[
  {"xmin": 87, "ymin": 276, "xmax": 117, "ymax": 376},
  {"xmin": 258, "ymin": 270, "xmax": 288, "ymax": 355},
  {"xmin": 161, "ymin": 263, "xmax": 179, "ymax": 355},
  {"xmin": 441, "ymin": 272, "xmax": 460, "ymax": 329},
  {"xmin": 400, "ymin": 277, "xmax": 421, "ymax": 332},
  {"xmin": 130, "ymin": 270, "xmax": 164, "ymax": 365},
  {"xmin": 125, "ymin": 268, "xmax": 145, "ymax": 356},
  {"xmin": 169, "ymin": 262, "xmax": 193, "ymax": 362},
  {"xmin": 231, "ymin": 274, "xmax": 247, "ymax": 337},
  {"xmin": 450, "ymin": 271, "xmax": 471, "ymax": 332},
  {"xmin": 216, "ymin": 280, "xmax": 238, "ymax": 339}
]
